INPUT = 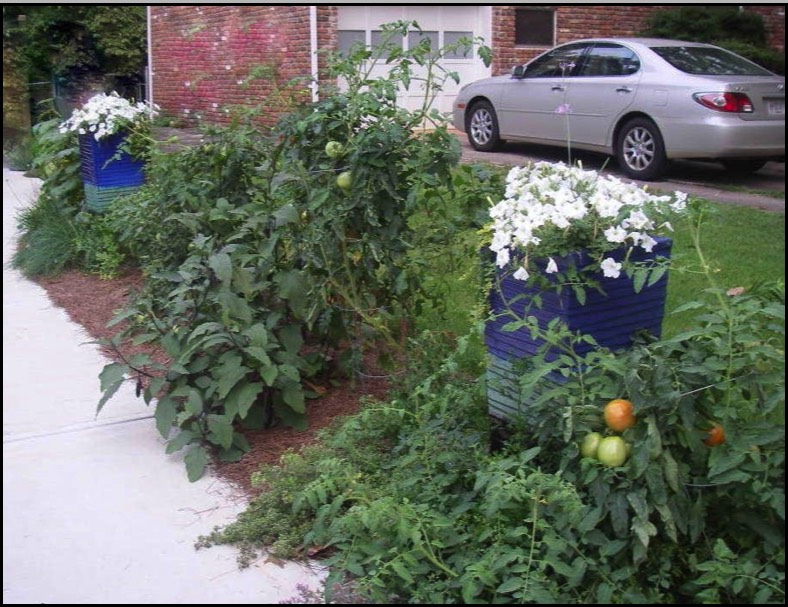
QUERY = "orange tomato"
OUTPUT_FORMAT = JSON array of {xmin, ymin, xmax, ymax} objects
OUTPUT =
[
  {"xmin": 703, "ymin": 423, "xmax": 726, "ymax": 447},
  {"xmin": 603, "ymin": 399, "xmax": 636, "ymax": 432}
]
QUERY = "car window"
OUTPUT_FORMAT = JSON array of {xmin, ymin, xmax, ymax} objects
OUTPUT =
[
  {"xmin": 578, "ymin": 43, "xmax": 640, "ymax": 77},
  {"xmin": 524, "ymin": 43, "xmax": 588, "ymax": 78},
  {"xmin": 651, "ymin": 46, "xmax": 773, "ymax": 76}
]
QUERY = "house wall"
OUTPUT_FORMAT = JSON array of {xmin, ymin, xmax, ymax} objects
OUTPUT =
[
  {"xmin": 150, "ymin": 5, "xmax": 329, "ymax": 126},
  {"xmin": 491, "ymin": 5, "xmax": 669, "ymax": 74},
  {"xmin": 492, "ymin": 5, "xmax": 785, "ymax": 74},
  {"xmin": 747, "ymin": 5, "xmax": 785, "ymax": 52},
  {"xmin": 151, "ymin": 5, "xmax": 785, "ymax": 124}
]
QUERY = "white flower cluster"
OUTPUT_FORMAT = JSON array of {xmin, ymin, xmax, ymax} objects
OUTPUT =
[
  {"xmin": 59, "ymin": 92, "xmax": 158, "ymax": 141},
  {"xmin": 489, "ymin": 161, "xmax": 687, "ymax": 281}
]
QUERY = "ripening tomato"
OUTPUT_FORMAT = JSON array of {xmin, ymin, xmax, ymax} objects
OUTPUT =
[
  {"xmin": 703, "ymin": 423, "xmax": 726, "ymax": 447},
  {"xmin": 597, "ymin": 436, "xmax": 629, "ymax": 467},
  {"xmin": 604, "ymin": 399, "xmax": 636, "ymax": 432}
]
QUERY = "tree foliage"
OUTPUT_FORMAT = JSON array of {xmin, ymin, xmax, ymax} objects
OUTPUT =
[{"xmin": 3, "ymin": 6, "xmax": 146, "ymax": 83}]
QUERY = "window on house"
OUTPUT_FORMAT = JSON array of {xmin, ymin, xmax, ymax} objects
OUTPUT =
[
  {"xmin": 407, "ymin": 30, "xmax": 439, "ymax": 56},
  {"xmin": 338, "ymin": 30, "xmax": 365, "ymax": 55},
  {"xmin": 515, "ymin": 8, "xmax": 555, "ymax": 47},
  {"xmin": 444, "ymin": 31, "xmax": 474, "ymax": 59}
]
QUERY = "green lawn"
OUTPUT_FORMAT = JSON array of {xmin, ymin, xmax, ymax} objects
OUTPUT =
[{"xmin": 664, "ymin": 202, "xmax": 785, "ymax": 336}]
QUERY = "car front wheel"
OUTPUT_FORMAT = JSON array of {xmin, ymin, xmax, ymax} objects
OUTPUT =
[
  {"xmin": 616, "ymin": 118, "xmax": 667, "ymax": 181},
  {"xmin": 466, "ymin": 101, "xmax": 501, "ymax": 152}
]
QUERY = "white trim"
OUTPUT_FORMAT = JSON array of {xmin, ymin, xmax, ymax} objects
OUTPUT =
[
  {"xmin": 146, "ymin": 6, "xmax": 154, "ymax": 108},
  {"xmin": 310, "ymin": 5, "xmax": 319, "ymax": 102}
]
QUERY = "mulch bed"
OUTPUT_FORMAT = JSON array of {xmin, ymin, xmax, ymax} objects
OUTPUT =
[{"xmin": 35, "ymin": 268, "xmax": 389, "ymax": 496}]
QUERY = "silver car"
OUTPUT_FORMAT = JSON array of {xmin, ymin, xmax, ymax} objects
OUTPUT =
[{"xmin": 453, "ymin": 38, "xmax": 785, "ymax": 180}]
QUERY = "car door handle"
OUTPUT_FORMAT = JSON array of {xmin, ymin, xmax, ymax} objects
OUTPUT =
[
  {"xmin": 551, "ymin": 85, "xmax": 565, "ymax": 92},
  {"xmin": 616, "ymin": 86, "xmax": 633, "ymax": 93}
]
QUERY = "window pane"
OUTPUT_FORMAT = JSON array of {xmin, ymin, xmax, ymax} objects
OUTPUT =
[
  {"xmin": 407, "ymin": 30, "xmax": 439, "ymax": 54},
  {"xmin": 371, "ymin": 29, "xmax": 405, "ymax": 53},
  {"xmin": 515, "ymin": 9, "xmax": 554, "ymax": 46},
  {"xmin": 525, "ymin": 43, "xmax": 587, "ymax": 78},
  {"xmin": 444, "ymin": 31, "xmax": 473, "ymax": 59},
  {"xmin": 338, "ymin": 30, "xmax": 365, "ymax": 55},
  {"xmin": 579, "ymin": 44, "xmax": 640, "ymax": 77},
  {"xmin": 651, "ymin": 46, "xmax": 772, "ymax": 76}
]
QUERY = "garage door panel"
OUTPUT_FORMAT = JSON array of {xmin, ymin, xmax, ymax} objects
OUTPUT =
[{"xmin": 337, "ymin": 6, "xmax": 491, "ymax": 114}]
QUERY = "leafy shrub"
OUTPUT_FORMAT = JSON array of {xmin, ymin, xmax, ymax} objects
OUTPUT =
[
  {"xmin": 199, "ymin": 196, "xmax": 784, "ymax": 602},
  {"xmin": 97, "ymin": 21, "xmax": 493, "ymax": 481},
  {"xmin": 12, "ymin": 119, "xmax": 84, "ymax": 276}
]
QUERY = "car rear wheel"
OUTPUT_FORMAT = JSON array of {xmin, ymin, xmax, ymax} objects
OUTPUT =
[
  {"xmin": 616, "ymin": 118, "xmax": 667, "ymax": 181},
  {"xmin": 720, "ymin": 158, "xmax": 768, "ymax": 175},
  {"xmin": 466, "ymin": 101, "xmax": 501, "ymax": 152}
]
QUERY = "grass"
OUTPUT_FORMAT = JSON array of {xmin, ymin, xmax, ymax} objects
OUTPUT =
[{"xmin": 664, "ymin": 202, "xmax": 785, "ymax": 336}]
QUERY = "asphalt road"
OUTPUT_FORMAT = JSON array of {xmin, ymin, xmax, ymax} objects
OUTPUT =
[{"xmin": 457, "ymin": 135, "xmax": 785, "ymax": 213}]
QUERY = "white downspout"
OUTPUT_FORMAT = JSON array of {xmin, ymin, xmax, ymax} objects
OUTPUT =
[
  {"xmin": 146, "ymin": 6, "xmax": 154, "ymax": 108},
  {"xmin": 309, "ymin": 5, "xmax": 319, "ymax": 102}
]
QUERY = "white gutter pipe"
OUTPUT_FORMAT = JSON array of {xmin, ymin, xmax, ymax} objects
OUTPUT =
[{"xmin": 309, "ymin": 5, "xmax": 319, "ymax": 102}]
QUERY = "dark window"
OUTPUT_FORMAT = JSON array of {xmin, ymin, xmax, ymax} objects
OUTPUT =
[
  {"xmin": 444, "ymin": 31, "xmax": 474, "ymax": 59},
  {"xmin": 578, "ymin": 44, "xmax": 640, "ymax": 77},
  {"xmin": 525, "ymin": 43, "xmax": 587, "ymax": 78},
  {"xmin": 407, "ymin": 30, "xmax": 439, "ymax": 54},
  {"xmin": 515, "ymin": 8, "xmax": 554, "ymax": 47},
  {"xmin": 651, "ymin": 45, "xmax": 772, "ymax": 76},
  {"xmin": 338, "ymin": 30, "xmax": 365, "ymax": 55}
]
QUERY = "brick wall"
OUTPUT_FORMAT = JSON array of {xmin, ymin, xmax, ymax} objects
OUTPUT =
[
  {"xmin": 152, "ymin": 5, "xmax": 783, "ymax": 123},
  {"xmin": 747, "ymin": 5, "xmax": 785, "ymax": 52},
  {"xmin": 150, "ymin": 5, "xmax": 315, "ymax": 126},
  {"xmin": 491, "ymin": 5, "xmax": 669, "ymax": 75},
  {"xmin": 492, "ymin": 5, "xmax": 785, "ymax": 75}
]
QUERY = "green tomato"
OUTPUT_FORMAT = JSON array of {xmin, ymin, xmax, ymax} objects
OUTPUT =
[
  {"xmin": 325, "ymin": 140, "xmax": 344, "ymax": 159},
  {"xmin": 580, "ymin": 432, "xmax": 602, "ymax": 459},
  {"xmin": 596, "ymin": 436, "xmax": 629, "ymax": 467},
  {"xmin": 336, "ymin": 171, "xmax": 352, "ymax": 191}
]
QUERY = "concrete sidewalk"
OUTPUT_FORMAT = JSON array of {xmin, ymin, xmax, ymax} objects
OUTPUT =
[{"xmin": 2, "ymin": 167, "xmax": 324, "ymax": 603}]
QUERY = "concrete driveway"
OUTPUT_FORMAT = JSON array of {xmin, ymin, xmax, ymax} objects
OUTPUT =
[
  {"xmin": 457, "ymin": 136, "xmax": 785, "ymax": 213},
  {"xmin": 2, "ymin": 166, "xmax": 324, "ymax": 604}
]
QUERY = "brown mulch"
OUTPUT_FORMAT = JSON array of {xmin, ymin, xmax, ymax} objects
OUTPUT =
[{"xmin": 35, "ymin": 268, "xmax": 389, "ymax": 496}]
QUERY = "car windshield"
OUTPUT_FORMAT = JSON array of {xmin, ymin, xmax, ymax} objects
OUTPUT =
[{"xmin": 651, "ymin": 46, "xmax": 773, "ymax": 76}]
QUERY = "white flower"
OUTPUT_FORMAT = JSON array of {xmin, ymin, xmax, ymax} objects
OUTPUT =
[
  {"xmin": 487, "ymin": 161, "xmax": 686, "ymax": 284},
  {"xmin": 495, "ymin": 248, "xmax": 511, "ymax": 269},
  {"xmin": 600, "ymin": 257, "xmax": 622, "ymax": 279},
  {"xmin": 59, "ymin": 92, "xmax": 157, "ymax": 140},
  {"xmin": 513, "ymin": 266, "xmax": 530, "ymax": 281},
  {"xmin": 639, "ymin": 234, "xmax": 658, "ymax": 252},
  {"xmin": 604, "ymin": 225, "xmax": 628, "ymax": 243}
]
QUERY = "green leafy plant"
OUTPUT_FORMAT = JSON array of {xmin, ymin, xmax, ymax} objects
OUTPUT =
[
  {"xmin": 12, "ymin": 118, "xmax": 84, "ymax": 276},
  {"xmin": 97, "ymin": 22, "xmax": 493, "ymax": 481}
]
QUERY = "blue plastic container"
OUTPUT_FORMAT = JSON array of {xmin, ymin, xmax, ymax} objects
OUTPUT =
[
  {"xmin": 79, "ymin": 132, "xmax": 145, "ymax": 188},
  {"xmin": 485, "ymin": 237, "xmax": 672, "ymax": 420}
]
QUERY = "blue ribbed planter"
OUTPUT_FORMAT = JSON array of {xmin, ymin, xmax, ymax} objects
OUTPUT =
[
  {"xmin": 79, "ymin": 132, "xmax": 145, "ymax": 188},
  {"xmin": 79, "ymin": 132, "xmax": 145, "ymax": 212},
  {"xmin": 486, "ymin": 237, "xmax": 672, "ymax": 421}
]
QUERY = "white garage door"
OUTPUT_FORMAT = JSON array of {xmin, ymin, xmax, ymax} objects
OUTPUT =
[{"xmin": 336, "ymin": 6, "xmax": 492, "ymax": 115}]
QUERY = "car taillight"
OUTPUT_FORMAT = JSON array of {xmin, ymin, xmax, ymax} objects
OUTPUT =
[{"xmin": 693, "ymin": 92, "xmax": 754, "ymax": 113}]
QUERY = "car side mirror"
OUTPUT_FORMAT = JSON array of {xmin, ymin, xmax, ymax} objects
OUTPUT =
[{"xmin": 511, "ymin": 65, "xmax": 526, "ymax": 79}]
